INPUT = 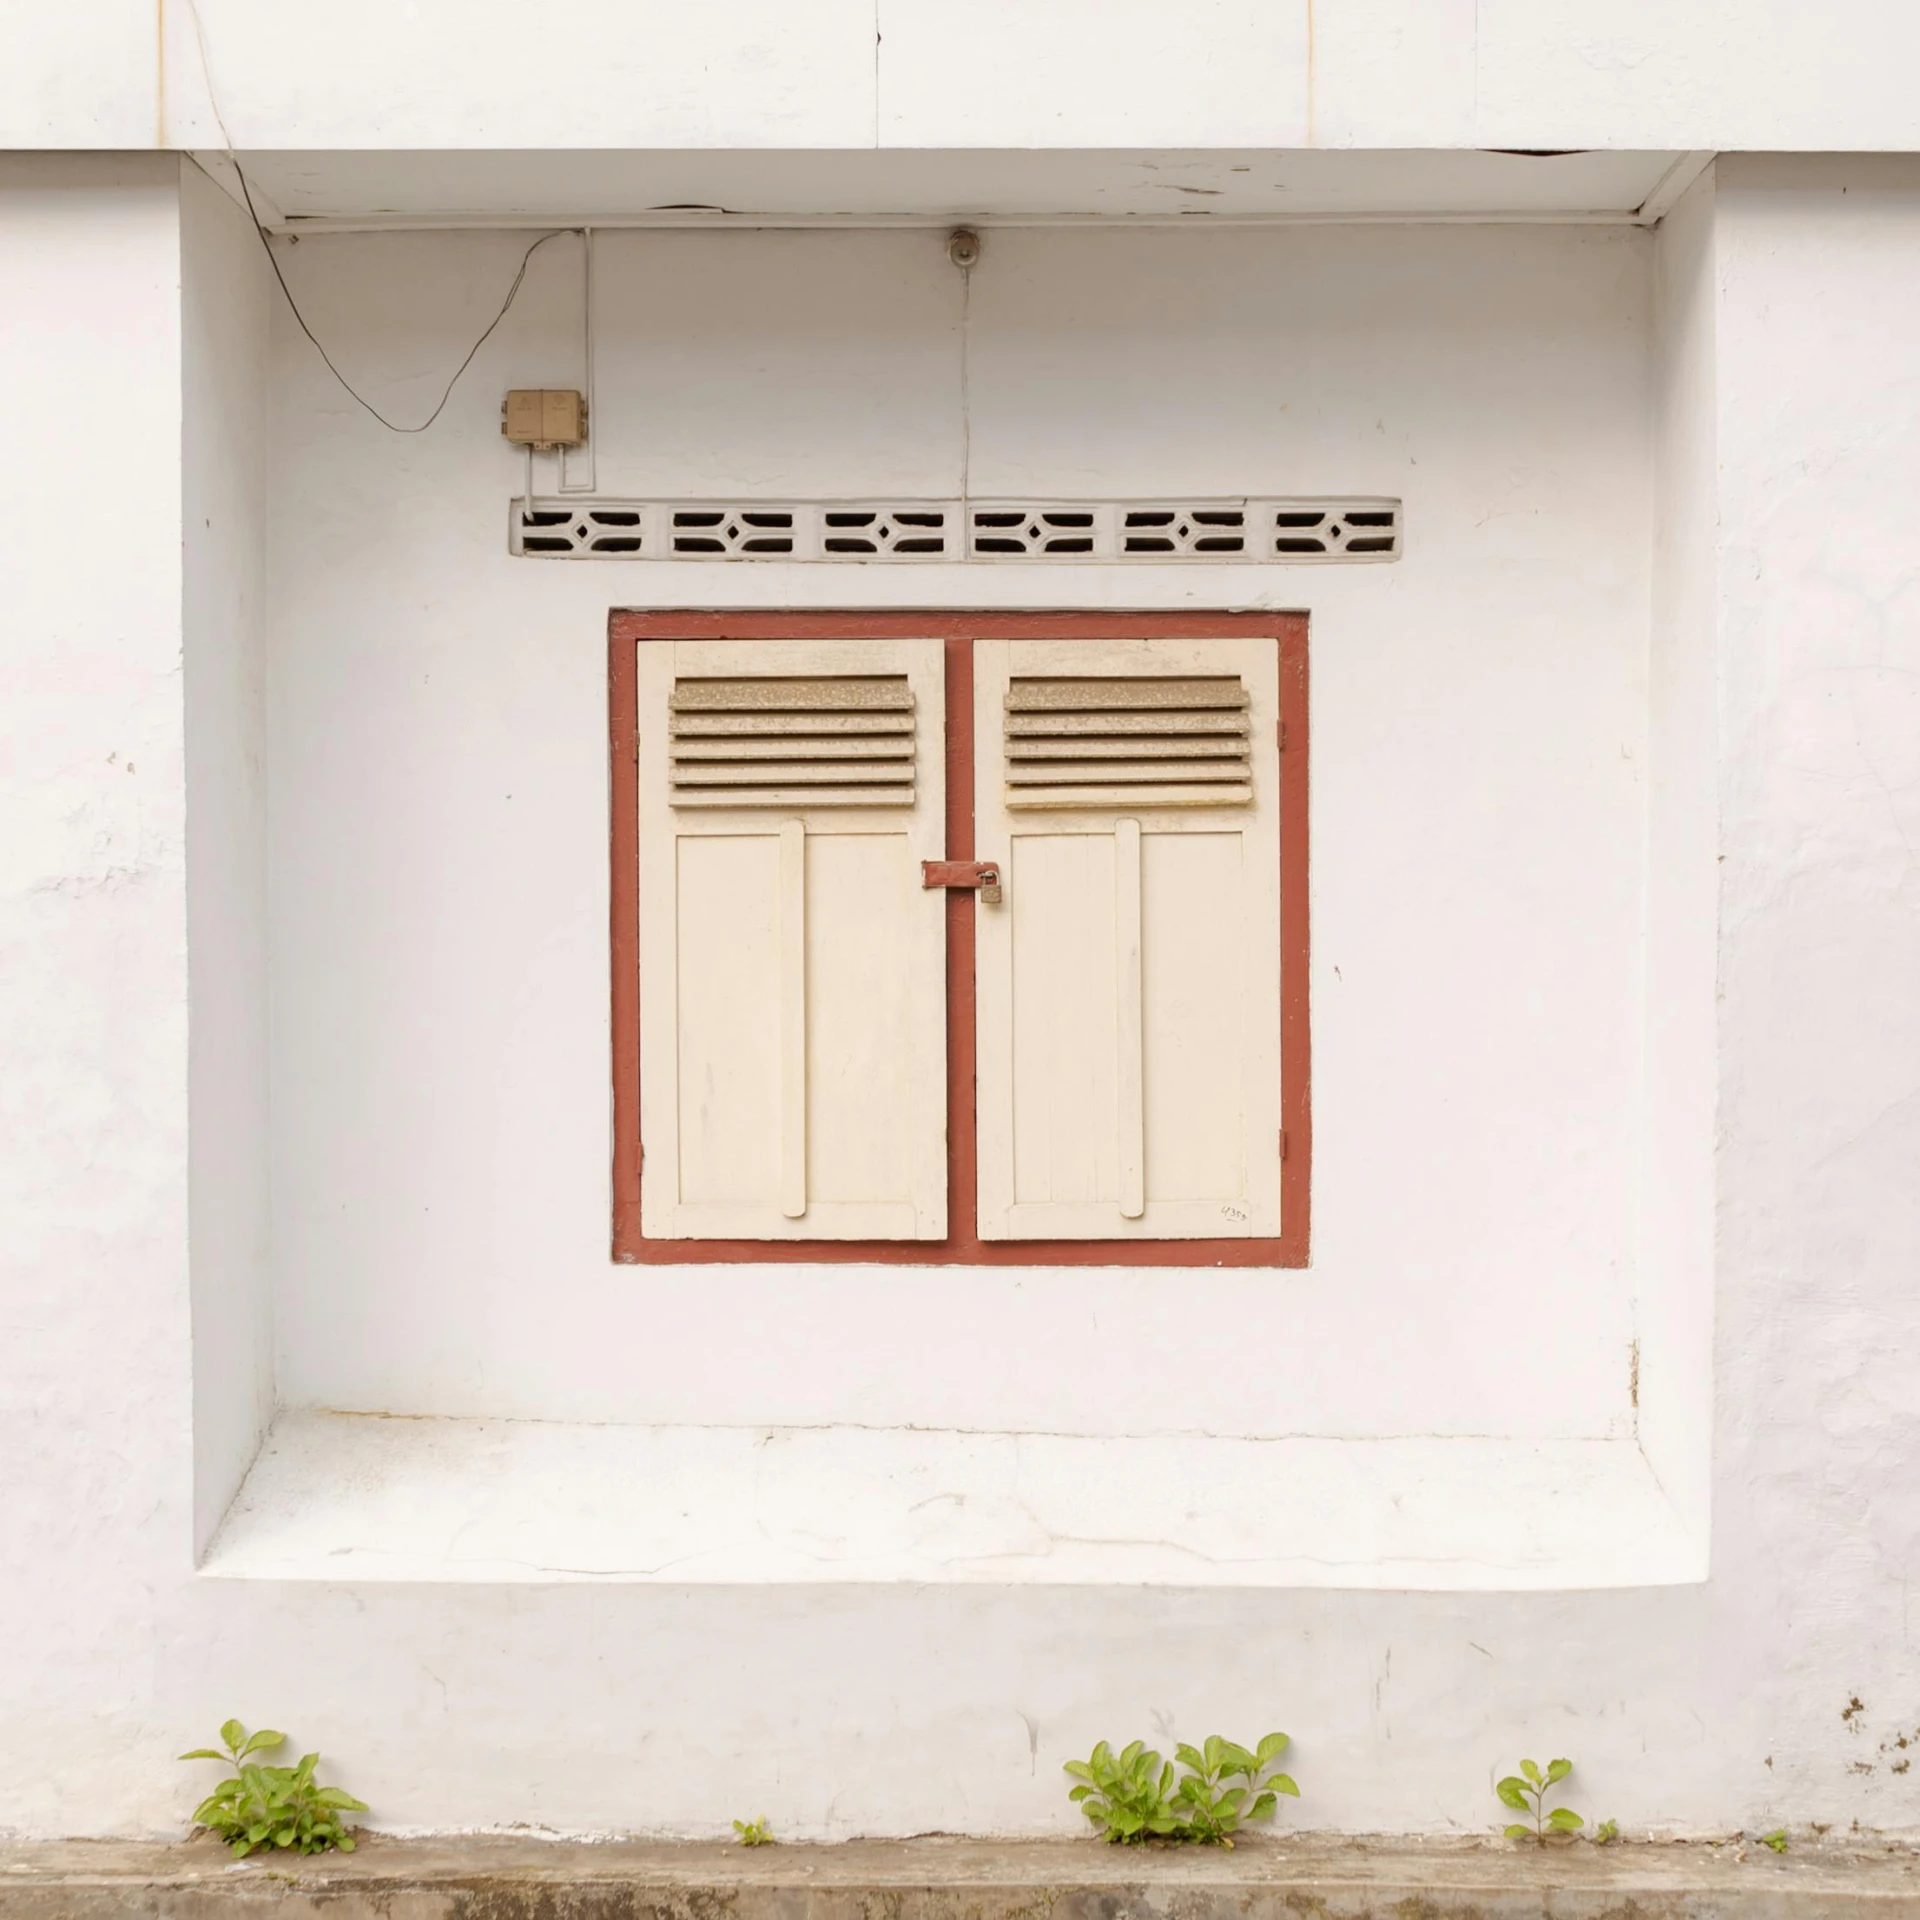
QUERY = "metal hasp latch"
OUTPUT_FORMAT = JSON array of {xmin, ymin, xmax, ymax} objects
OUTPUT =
[{"xmin": 922, "ymin": 859, "xmax": 1002, "ymax": 905}]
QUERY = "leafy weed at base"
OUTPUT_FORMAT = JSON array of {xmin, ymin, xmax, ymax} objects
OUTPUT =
[
  {"xmin": 180, "ymin": 1719, "xmax": 366, "ymax": 1858},
  {"xmin": 1497, "ymin": 1758, "xmax": 1583, "ymax": 1843},
  {"xmin": 1066, "ymin": 1733, "xmax": 1298, "ymax": 1846}
]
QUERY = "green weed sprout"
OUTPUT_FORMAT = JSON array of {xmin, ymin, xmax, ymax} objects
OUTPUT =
[
  {"xmin": 1066, "ymin": 1733, "xmax": 1298, "ymax": 1846},
  {"xmin": 733, "ymin": 1817, "xmax": 774, "ymax": 1846},
  {"xmin": 180, "ymin": 1719, "xmax": 366, "ymax": 1858},
  {"xmin": 1066, "ymin": 1741, "xmax": 1184, "ymax": 1843},
  {"xmin": 1173, "ymin": 1734, "xmax": 1299, "ymax": 1847},
  {"xmin": 1497, "ymin": 1757, "xmax": 1583, "ymax": 1842}
]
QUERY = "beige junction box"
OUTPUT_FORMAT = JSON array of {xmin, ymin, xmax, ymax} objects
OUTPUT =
[{"xmin": 500, "ymin": 388, "xmax": 587, "ymax": 449}]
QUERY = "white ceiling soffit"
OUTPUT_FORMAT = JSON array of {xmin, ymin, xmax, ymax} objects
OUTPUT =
[{"xmin": 225, "ymin": 148, "xmax": 1698, "ymax": 230}]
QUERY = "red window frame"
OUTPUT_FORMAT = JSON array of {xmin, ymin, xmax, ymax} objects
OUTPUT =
[{"xmin": 608, "ymin": 610, "xmax": 1311, "ymax": 1267}]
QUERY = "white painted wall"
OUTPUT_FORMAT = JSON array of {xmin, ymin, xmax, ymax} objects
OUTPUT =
[
  {"xmin": 1708, "ymin": 152, "xmax": 1920, "ymax": 1819},
  {"xmin": 11, "ymin": 1, "xmax": 1920, "ymax": 151},
  {"xmin": 0, "ymin": 151, "xmax": 195, "ymax": 1823},
  {"xmin": 182, "ymin": 161, "xmax": 274, "ymax": 1555},
  {"xmin": 1637, "ymin": 165, "xmax": 1718, "ymax": 1536},
  {"xmin": 263, "ymin": 222, "xmax": 1650, "ymax": 1447},
  {"xmin": 6, "ymin": 155, "xmax": 1920, "ymax": 1846}
]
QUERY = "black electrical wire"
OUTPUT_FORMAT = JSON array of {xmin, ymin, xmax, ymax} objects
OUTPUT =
[
  {"xmin": 183, "ymin": 0, "xmax": 569, "ymax": 436},
  {"xmin": 228, "ymin": 160, "xmax": 571, "ymax": 435}
]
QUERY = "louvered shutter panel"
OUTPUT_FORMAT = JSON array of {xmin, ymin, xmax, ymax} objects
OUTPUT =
[
  {"xmin": 973, "ymin": 638, "xmax": 1283, "ymax": 1241},
  {"xmin": 635, "ymin": 638, "xmax": 947, "ymax": 1239}
]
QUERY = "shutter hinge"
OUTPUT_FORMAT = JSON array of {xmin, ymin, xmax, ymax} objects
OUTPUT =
[
  {"xmin": 1280, "ymin": 1128, "xmax": 1289, "ymax": 1161},
  {"xmin": 1278, "ymin": 720, "xmax": 1287, "ymax": 750}
]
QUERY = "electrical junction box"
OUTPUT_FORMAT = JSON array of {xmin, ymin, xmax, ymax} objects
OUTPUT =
[{"xmin": 501, "ymin": 389, "xmax": 587, "ymax": 449}]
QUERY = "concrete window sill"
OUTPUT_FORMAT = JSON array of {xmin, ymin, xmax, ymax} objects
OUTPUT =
[{"xmin": 200, "ymin": 1411, "xmax": 1704, "ymax": 1589}]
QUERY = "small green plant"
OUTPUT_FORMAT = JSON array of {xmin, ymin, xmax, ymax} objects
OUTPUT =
[
  {"xmin": 1761, "ymin": 1828, "xmax": 1789, "ymax": 1854},
  {"xmin": 1497, "ymin": 1758, "xmax": 1583, "ymax": 1842},
  {"xmin": 1066, "ymin": 1741, "xmax": 1184, "ymax": 1843},
  {"xmin": 179, "ymin": 1720, "xmax": 366, "ymax": 1858},
  {"xmin": 1066, "ymin": 1733, "xmax": 1298, "ymax": 1846},
  {"xmin": 1593, "ymin": 1818, "xmax": 1620, "ymax": 1845},
  {"xmin": 733, "ymin": 1817, "xmax": 774, "ymax": 1846},
  {"xmin": 1172, "ymin": 1734, "xmax": 1300, "ymax": 1847}
]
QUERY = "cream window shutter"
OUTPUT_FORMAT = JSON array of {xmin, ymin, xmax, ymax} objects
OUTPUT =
[
  {"xmin": 636, "ymin": 638, "xmax": 947, "ymax": 1240},
  {"xmin": 974, "ymin": 638, "xmax": 1283, "ymax": 1241}
]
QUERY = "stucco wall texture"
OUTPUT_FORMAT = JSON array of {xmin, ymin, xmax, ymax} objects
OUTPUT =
[{"xmin": 1, "ymin": 152, "xmax": 1919, "ymax": 1842}]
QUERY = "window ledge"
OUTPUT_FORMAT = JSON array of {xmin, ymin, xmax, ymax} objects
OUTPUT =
[{"xmin": 201, "ymin": 1411, "xmax": 1703, "ymax": 1591}]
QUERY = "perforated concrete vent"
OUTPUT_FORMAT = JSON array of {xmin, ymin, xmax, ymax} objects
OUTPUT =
[
  {"xmin": 1005, "ymin": 674, "xmax": 1254, "ymax": 809},
  {"xmin": 510, "ymin": 499, "xmax": 1399, "ymax": 562},
  {"xmin": 669, "ymin": 674, "xmax": 917, "ymax": 809}
]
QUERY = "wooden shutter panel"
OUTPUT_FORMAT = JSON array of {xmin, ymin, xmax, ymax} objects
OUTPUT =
[
  {"xmin": 973, "ymin": 637, "xmax": 1283, "ymax": 1241},
  {"xmin": 636, "ymin": 638, "xmax": 947, "ymax": 1240}
]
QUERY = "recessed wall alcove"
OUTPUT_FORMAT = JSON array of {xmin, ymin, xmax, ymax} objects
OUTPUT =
[{"xmin": 189, "ymin": 212, "xmax": 1715, "ymax": 1591}]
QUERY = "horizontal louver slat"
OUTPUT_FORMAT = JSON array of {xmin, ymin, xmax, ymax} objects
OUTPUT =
[
  {"xmin": 1004, "ymin": 674, "xmax": 1253, "ymax": 810},
  {"xmin": 676, "ymin": 763, "xmax": 912, "ymax": 787},
  {"xmin": 1006, "ymin": 709, "xmax": 1249, "ymax": 738},
  {"xmin": 669, "ymin": 675, "xmax": 916, "ymax": 809},
  {"xmin": 672, "ymin": 737, "xmax": 913, "ymax": 762},
  {"xmin": 1009, "ymin": 762, "xmax": 1248, "ymax": 785},
  {"xmin": 672, "ymin": 677, "xmax": 912, "ymax": 712},
  {"xmin": 1007, "ymin": 736, "xmax": 1246, "ymax": 761},
  {"xmin": 1006, "ymin": 677, "xmax": 1248, "ymax": 712},
  {"xmin": 671, "ymin": 711, "xmax": 912, "ymax": 737}
]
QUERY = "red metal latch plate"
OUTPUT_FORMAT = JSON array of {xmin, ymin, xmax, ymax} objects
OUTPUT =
[{"xmin": 922, "ymin": 859, "xmax": 1003, "ymax": 904}]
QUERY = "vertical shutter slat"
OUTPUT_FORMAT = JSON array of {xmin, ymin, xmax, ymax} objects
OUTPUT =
[
  {"xmin": 1115, "ymin": 818, "xmax": 1145, "ymax": 1221},
  {"xmin": 777, "ymin": 822, "xmax": 808, "ymax": 1219}
]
